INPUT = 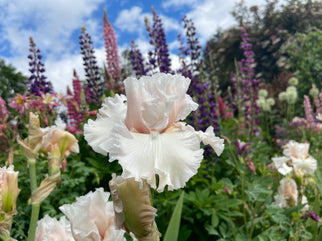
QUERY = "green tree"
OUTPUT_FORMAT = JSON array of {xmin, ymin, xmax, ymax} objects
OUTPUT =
[
  {"xmin": 0, "ymin": 58, "xmax": 28, "ymax": 101},
  {"xmin": 204, "ymin": 0, "xmax": 322, "ymax": 93},
  {"xmin": 287, "ymin": 29, "xmax": 322, "ymax": 96}
]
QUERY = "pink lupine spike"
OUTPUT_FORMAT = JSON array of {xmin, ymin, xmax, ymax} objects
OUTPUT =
[
  {"xmin": 103, "ymin": 10, "xmax": 121, "ymax": 89},
  {"xmin": 303, "ymin": 96, "xmax": 314, "ymax": 121},
  {"xmin": 72, "ymin": 69, "xmax": 82, "ymax": 105}
]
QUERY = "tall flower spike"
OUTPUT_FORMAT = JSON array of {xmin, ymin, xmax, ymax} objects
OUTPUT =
[
  {"xmin": 103, "ymin": 10, "xmax": 122, "ymax": 90},
  {"xmin": 66, "ymin": 70, "xmax": 87, "ymax": 134},
  {"xmin": 178, "ymin": 16, "xmax": 220, "ymax": 136},
  {"xmin": 145, "ymin": 7, "xmax": 171, "ymax": 73},
  {"xmin": 84, "ymin": 73, "xmax": 224, "ymax": 192},
  {"xmin": 129, "ymin": 40, "xmax": 148, "ymax": 78},
  {"xmin": 79, "ymin": 27, "xmax": 103, "ymax": 107},
  {"xmin": 28, "ymin": 37, "xmax": 53, "ymax": 96}
]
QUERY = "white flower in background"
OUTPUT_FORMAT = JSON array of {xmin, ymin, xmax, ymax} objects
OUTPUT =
[
  {"xmin": 36, "ymin": 215, "xmax": 74, "ymax": 241},
  {"xmin": 283, "ymin": 141, "xmax": 317, "ymax": 175},
  {"xmin": 84, "ymin": 73, "xmax": 224, "ymax": 192},
  {"xmin": 283, "ymin": 141, "xmax": 309, "ymax": 160},
  {"xmin": 272, "ymin": 156, "xmax": 292, "ymax": 175},
  {"xmin": 273, "ymin": 178, "xmax": 298, "ymax": 208},
  {"xmin": 59, "ymin": 188, "xmax": 125, "ymax": 241}
]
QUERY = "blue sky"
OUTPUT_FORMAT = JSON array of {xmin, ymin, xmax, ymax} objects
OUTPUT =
[{"xmin": 0, "ymin": 0, "xmax": 267, "ymax": 93}]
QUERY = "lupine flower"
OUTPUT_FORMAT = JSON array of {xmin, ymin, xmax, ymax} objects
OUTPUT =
[
  {"xmin": 129, "ymin": 40, "xmax": 148, "ymax": 78},
  {"xmin": 36, "ymin": 215, "xmax": 74, "ymax": 241},
  {"xmin": 84, "ymin": 73, "xmax": 224, "ymax": 192},
  {"xmin": 28, "ymin": 37, "xmax": 53, "ymax": 96},
  {"xmin": 79, "ymin": 27, "xmax": 104, "ymax": 107},
  {"xmin": 273, "ymin": 178, "xmax": 298, "ymax": 208},
  {"xmin": 239, "ymin": 27, "xmax": 260, "ymax": 135},
  {"xmin": 66, "ymin": 70, "xmax": 88, "ymax": 134},
  {"xmin": 103, "ymin": 10, "xmax": 121, "ymax": 87},
  {"xmin": 60, "ymin": 188, "xmax": 126, "ymax": 241},
  {"xmin": 144, "ymin": 7, "xmax": 171, "ymax": 73},
  {"xmin": 218, "ymin": 97, "xmax": 233, "ymax": 121}
]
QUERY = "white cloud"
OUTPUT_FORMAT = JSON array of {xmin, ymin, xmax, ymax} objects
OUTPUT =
[
  {"xmin": 115, "ymin": 7, "xmax": 147, "ymax": 35},
  {"xmin": 186, "ymin": 0, "xmax": 267, "ymax": 44},
  {"xmin": 162, "ymin": 0, "xmax": 198, "ymax": 8},
  {"xmin": 0, "ymin": 0, "xmax": 104, "ymax": 57},
  {"xmin": 115, "ymin": 6, "xmax": 181, "ymax": 36}
]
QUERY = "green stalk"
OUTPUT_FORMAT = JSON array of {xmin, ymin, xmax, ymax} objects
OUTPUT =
[{"xmin": 27, "ymin": 160, "xmax": 39, "ymax": 241}]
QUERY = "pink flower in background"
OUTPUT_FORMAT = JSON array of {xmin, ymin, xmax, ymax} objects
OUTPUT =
[
  {"xmin": 84, "ymin": 73, "xmax": 224, "ymax": 192},
  {"xmin": 60, "ymin": 188, "xmax": 125, "ymax": 241},
  {"xmin": 36, "ymin": 215, "xmax": 74, "ymax": 241},
  {"xmin": 9, "ymin": 93, "xmax": 29, "ymax": 115}
]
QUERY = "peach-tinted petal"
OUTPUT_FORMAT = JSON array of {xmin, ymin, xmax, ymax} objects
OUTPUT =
[
  {"xmin": 124, "ymin": 73, "xmax": 198, "ymax": 133},
  {"xmin": 283, "ymin": 141, "xmax": 309, "ymax": 159},
  {"xmin": 59, "ymin": 188, "xmax": 125, "ymax": 241},
  {"xmin": 84, "ymin": 94, "xmax": 127, "ymax": 155},
  {"xmin": 36, "ymin": 215, "xmax": 74, "ymax": 241}
]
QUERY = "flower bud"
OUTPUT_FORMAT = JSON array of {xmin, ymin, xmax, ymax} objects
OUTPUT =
[
  {"xmin": 109, "ymin": 174, "xmax": 160, "ymax": 241},
  {"xmin": 0, "ymin": 165, "xmax": 20, "ymax": 214}
]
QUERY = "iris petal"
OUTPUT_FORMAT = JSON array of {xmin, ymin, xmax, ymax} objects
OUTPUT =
[{"xmin": 106, "ymin": 122, "xmax": 203, "ymax": 192}]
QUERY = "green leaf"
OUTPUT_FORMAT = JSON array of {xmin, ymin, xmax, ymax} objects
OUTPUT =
[{"xmin": 164, "ymin": 191, "xmax": 185, "ymax": 241}]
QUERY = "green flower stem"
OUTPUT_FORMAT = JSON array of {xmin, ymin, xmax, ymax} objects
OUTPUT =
[
  {"xmin": 228, "ymin": 143, "xmax": 250, "ymax": 239},
  {"xmin": 28, "ymin": 203, "xmax": 40, "ymax": 241},
  {"xmin": 27, "ymin": 159, "xmax": 39, "ymax": 241}
]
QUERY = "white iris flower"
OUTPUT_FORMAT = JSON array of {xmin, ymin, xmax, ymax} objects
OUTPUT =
[{"xmin": 84, "ymin": 73, "xmax": 224, "ymax": 192}]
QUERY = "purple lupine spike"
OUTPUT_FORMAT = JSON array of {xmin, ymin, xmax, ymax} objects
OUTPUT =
[
  {"xmin": 103, "ymin": 10, "xmax": 122, "ymax": 92},
  {"xmin": 28, "ymin": 37, "xmax": 53, "ymax": 96},
  {"xmin": 80, "ymin": 27, "xmax": 103, "ymax": 107},
  {"xmin": 177, "ymin": 16, "xmax": 220, "ymax": 138},
  {"xmin": 129, "ymin": 40, "xmax": 148, "ymax": 78},
  {"xmin": 144, "ymin": 7, "xmax": 171, "ymax": 73},
  {"xmin": 232, "ymin": 27, "xmax": 260, "ymax": 136}
]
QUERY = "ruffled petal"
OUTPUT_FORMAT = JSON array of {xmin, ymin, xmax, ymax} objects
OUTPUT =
[
  {"xmin": 283, "ymin": 141, "xmax": 309, "ymax": 159},
  {"xmin": 292, "ymin": 156, "xmax": 317, "ymax": 175},
  {"xmin": 124, "ymin": 73, "xmax": 198, "ymax": 133},
  {"xmin": 106, "ymin": 122, "xmax": 203, "ymax": 192},
  {"xmin": 84, "ymin": 94, "xmax": 127, "ymax": 155},
  {"xmin": 59, "ymin": 188, "xmax": 124, "ymax": 241},
  {"xmin": 36, "ymin": 215, "xmax": 74, "ymax": 241},
  {"xmin": 272, "ymin": 156, "xmax": 292, "ymax": 175},
  {"xmin": 196, "ymin": 126, "xmax": 225, "ymax": 156}
]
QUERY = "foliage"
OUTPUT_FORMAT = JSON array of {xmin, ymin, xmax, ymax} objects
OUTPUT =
[
  {"xmin": 205, "ymin": 0, "xmax": 322, "ymax": 94},
  {"xmin": 286, "ymin": 29, "xmax": 322, "ymax": 97},
  {"xmin": 0, "ymin": 58, "xmax": 28, "ymax": 101}
]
